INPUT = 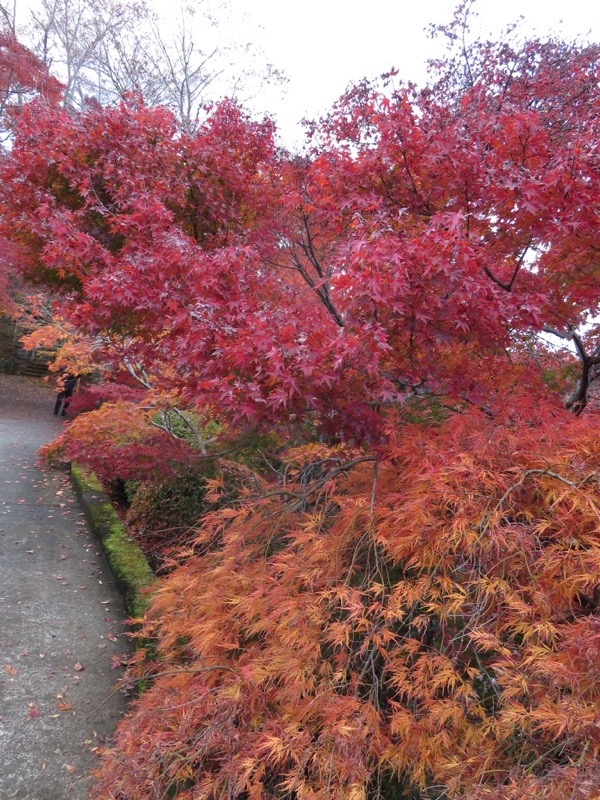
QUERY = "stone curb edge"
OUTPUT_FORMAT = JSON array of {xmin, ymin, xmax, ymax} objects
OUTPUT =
[{"xmin": 70, "ymin": 463, "xmax": 156, "ymax": 618}]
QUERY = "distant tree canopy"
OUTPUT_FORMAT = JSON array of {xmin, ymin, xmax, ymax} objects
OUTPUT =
[{"xmin": 18, "ymin": 0, "xmax": 285, "ymax": 129}]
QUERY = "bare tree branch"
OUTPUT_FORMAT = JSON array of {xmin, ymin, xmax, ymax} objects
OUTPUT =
[
  {"xmin": 483, "ymin": 236, "xmax": 533, "ymax": 292},
  {"xmin": 542, "ymin": 324, "xmax": 600, "ymax": 413}
]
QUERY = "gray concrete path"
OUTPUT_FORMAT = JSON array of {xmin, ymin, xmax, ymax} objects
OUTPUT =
[{"xmin": 0, "ymin": 375, "xmax": 131, "ymax": 799}]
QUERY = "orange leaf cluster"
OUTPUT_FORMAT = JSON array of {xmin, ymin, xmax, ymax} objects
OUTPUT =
[{"xmin": 93, "ymin": 408, "xmax": 600, "ymax": 799}]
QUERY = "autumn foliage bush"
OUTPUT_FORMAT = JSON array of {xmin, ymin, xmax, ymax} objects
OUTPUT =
[
  {"xmin": 91, "ymin": 407, "xmax": 600, "ymax": 800},
  {"xmin": 42, "ymin": 401, "xmax": 198, "ymax": 483},
  {"xmin": 124, "ymin": 471, "xmax": 211, "ymax": 569},
  {"xmin": 124, "ymin": 455, "xmax": 282, "ymax": 570}
]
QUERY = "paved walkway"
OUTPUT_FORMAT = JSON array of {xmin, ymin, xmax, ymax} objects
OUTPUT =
[{"xmin": 0, "ymin": 375, "xmax": 131, "ymax": 799}]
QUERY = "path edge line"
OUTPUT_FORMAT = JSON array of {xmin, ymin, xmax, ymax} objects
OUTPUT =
[{"xmin": 70, "ymin": 462, "xmax": 156, "ymax": 618}]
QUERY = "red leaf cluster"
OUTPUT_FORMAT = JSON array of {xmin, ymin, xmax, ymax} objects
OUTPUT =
[
  {"xmin": 1, "ymin": 34, "xmax": 599, "ymax": 435},
  {"xmin": 0, "ymin": 30, "xmax": 62, "ymax": 131},
  {"xmin": 42, "ymin": 401, "xmax": 197, "ymax": 482}
]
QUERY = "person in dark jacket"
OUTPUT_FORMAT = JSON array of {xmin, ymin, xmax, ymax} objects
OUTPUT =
[{"xmin": 53, "ymin": 372, "xmax": 78, "ymax": 416}]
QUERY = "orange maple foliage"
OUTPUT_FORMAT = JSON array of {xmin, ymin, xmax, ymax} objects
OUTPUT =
[{"xmin": 93, "ymin": 406, "xmax": 600, "ymax": 800}]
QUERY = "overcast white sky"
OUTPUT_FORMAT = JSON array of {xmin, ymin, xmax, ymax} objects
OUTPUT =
[
  {"xmin": 14, "ymin": 0, "xmax": 600, "ymax": 149},
  {"xmin": 231, "ymin": 0, "xmax": 600, "ymax": 148}
]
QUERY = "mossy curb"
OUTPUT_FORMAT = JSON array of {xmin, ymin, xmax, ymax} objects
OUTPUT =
[{"xmin": 70, "ymin": 463, "xmax": 156, "ymax": 617}]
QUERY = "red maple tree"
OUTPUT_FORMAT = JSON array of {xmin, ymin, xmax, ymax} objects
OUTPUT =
[
  {"xmin": 0, "ymin": 29, "xmax": 61, "ymax": 311},
  {"xmin": 0, "ymin": 29, "xmax": 62, "ymax": 134}
]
